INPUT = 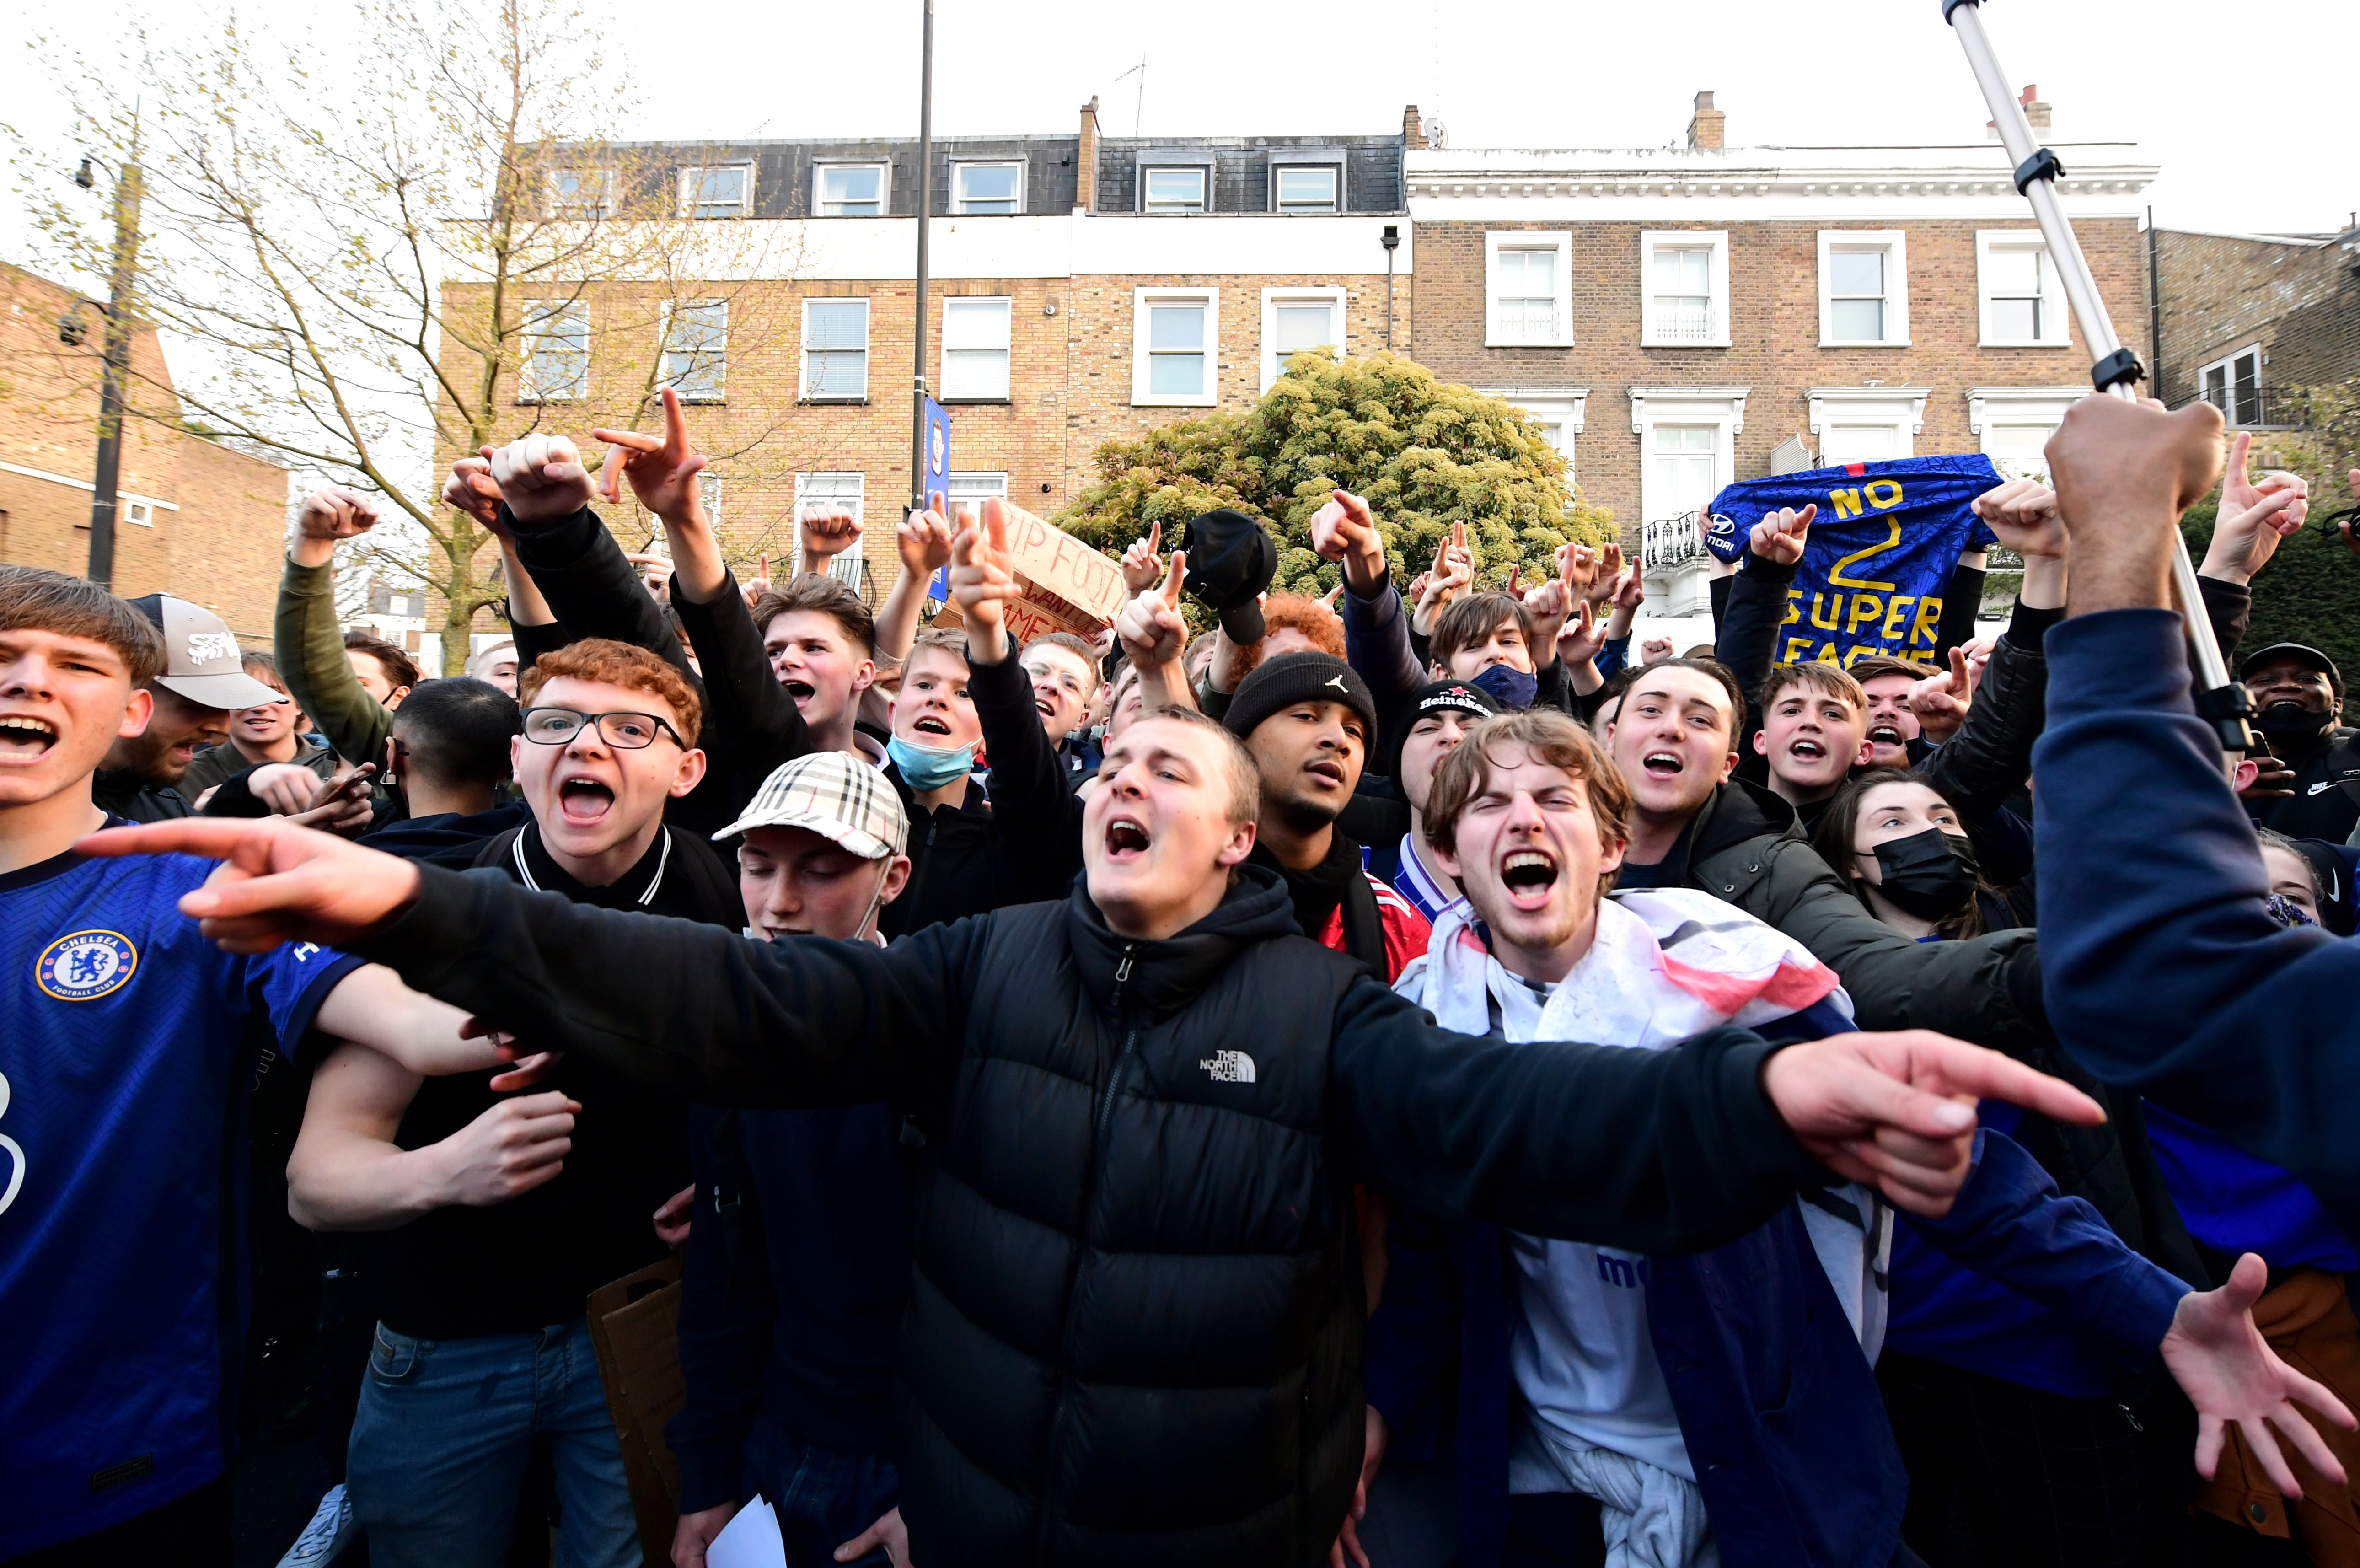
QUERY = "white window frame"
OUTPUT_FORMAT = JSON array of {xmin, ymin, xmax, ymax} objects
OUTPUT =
[
  {"xmin": 1259, "ymin": 286, "xmax": 1347, "ymax": 392},
  {"xmin": 1271, "ymin": 164, "xmax": 1342, "ymax": 214},
  {"xmin": 1484, "ymin": 231, "xmax": 1573, "ymax": 348},
  {"xmin": 518, "ymin": 299, "xmax": 590, "ymax": 403},
  {"xmin": 1976, "ymin": 231, "xmax": 2072, "ymax": 348},
  {"xmin": 547, "ymin": 167, "xmax": 616, "ymax": 218},
  {"xmin": 801, "ymin": 296, "xmax": 871, "ymax": 402},
  {"xmin": 1131, "ymin": 288, "xmax": 1219, "ymax": 408},
  {"xmin": 123, "ymin": 498, "xmax": 155, "ymax": 527},
  {"xmin": 2199, "ymin": 342, "xmax": 2266, "ymax": 426},
  {"xmin": 814, "ymin": 161, "xmax": 890, "ymax": 217},
  {"xmin": 1629, "ymin": 386, "xmax": 1749, "ymax": 532},
  {"xmin": 659, "ymin": 299, "xmax": 729, "ymax": 404},
  {"xmin": 1965, "ymin": 386, "xmax": 2086, "ymax": 479},
  {"xmin": 939, "ymin": 296, "xmax": 1013, "ymax": 402},
  {"xmin": 1140, "ymin": 165, "xmax": 1209, "ymax": 214},
  {"xmin": 1807, "ymin": 387, "xmax": 1931, "ymax": 465},
  {"xmin": 677, "ymin": 164, "xmax": 752, "ymax": 220},
  {"xmin": 1639, "ymin": 231, "xmax": 1731, "ymax": 349},
  {"xmin": 942, "ymin": 471, "xmax": 1008, "ymax": 526},
  {"xmin": 791, "ymin": 473, "xmax": 867, "ymax": 585},
  {"xmin": 951, "ymin": 161, "xmax": 1025, "ymax": 215},
  {"xmin": 1816, "ymin": 231, "xmax": 1910, "ymax": 348}
]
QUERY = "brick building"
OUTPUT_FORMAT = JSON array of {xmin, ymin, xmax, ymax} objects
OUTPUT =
[
  {"xmin": 1402, "ymin": 90, "xmax": 2157, "ymax": 619},
  {"xmin": 2153, "ymin": 224, "xmax": 2360, "ymax": 431},
  {"xmin": 0, "ymin": 264, "xmax": 291, "ymax": 639},
  {"xmin": 442, "ymin": 104, "xmax": 1413, "ymax": 607}
]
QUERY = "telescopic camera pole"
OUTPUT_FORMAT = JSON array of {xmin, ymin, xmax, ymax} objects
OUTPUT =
[{"xmin": 1942, "ymin": 0, "xmax": 2254, "ymax": 758}]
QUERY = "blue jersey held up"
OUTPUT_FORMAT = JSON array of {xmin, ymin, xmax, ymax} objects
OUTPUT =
[
  {"xmin": 1706, "ymin": 455, "xmax": 2001, "ymax": 669},
  {"xmin": 0, "ymin": 828, "xmax": 358, "ymax": 1556}
]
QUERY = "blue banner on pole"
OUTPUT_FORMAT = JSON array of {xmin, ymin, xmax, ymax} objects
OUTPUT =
[
  {"xmin": 1705, "ymin": 454, "xmax": 2002, "ymax": 667},
  {"xmin": 922, "ymin": 397, "xmax": 952, "ymax": 602}
]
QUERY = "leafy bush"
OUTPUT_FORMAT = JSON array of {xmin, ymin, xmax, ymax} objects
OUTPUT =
[{"xmin": 1056, "ymin": 352, "xmax": 1612, "ymax": 602}]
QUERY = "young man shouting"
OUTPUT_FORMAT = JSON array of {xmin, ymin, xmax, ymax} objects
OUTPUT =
[
  {"xmin": 285, "ymin": 638, "xmax": 739, "ymax": 1568},
  {"xmin": 94, "ymin": 701, "xmax": 2111, "ymax": 1568}
]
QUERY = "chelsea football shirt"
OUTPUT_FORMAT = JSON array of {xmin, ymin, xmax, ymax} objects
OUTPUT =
[{"xmin": 0, "ymin": 824, "xmax": 360, "ymax": 1555}]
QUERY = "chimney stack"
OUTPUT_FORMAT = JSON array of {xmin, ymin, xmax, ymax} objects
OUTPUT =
[
  {"xmin": 1078, "ymin": 96, "xmax": 1100, "ymax": 212},
  {"xmin": 1988, "ymin": 83, "xmax": 2051, "ymax": 139},
  {"xmin": 1403, "ymin": 104, "xmax": 1428, "ymax": 150},
  {"xmin": 1687, "ymin": 91, "xmax": 1725, "ymax": 151}
]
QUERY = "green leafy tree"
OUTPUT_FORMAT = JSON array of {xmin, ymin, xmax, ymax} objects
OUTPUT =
[
  {"xmin": 2182, "ymin": 378, "xmax": 2360, "ymax": 679},
  {"xmin": 1058, "ymin": 352, "xmax": 1611, "ymax": 600}
]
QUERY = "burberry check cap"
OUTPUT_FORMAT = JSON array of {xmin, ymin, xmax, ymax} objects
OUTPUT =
[{"xmin": 711, "ymin": 749, "xmax": 910, "ymax": 858}]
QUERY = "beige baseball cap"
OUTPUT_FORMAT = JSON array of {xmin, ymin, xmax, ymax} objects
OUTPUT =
[
  {"xmin": 712, "ymin": 750, "xmax": 910, "ymax": 859},
  {"xmin": 125, "ymin": 595, "xmax": 283, "ymax": 710}
]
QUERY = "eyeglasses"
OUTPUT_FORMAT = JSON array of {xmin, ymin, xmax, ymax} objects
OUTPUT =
[{"xmin": 521, "ymin": 706, "xmax": 687, "ymax": 751}]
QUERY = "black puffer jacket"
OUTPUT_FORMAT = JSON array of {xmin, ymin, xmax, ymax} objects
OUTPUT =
[{"xmin": 360, "ymin": 865, "xmax": 1831, "ymax": 1567}]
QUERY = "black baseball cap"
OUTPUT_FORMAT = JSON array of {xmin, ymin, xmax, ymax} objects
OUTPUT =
[
  {"xmin": 2240, "ymin": 643, "xmax": 2343, "ymax": 698},
  {"xmin": 1182, "ymin": 509, "xmax": 1278, "ymax": 644}
]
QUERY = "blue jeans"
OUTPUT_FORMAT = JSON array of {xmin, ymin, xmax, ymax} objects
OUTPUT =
[
  {"xmin": 744, "ymin": 1424, "xmax": 899, "ymax": 1568},
  {"xmin": 346, "ymin": 1318, "xmax": 639, "ymax": 1568}
]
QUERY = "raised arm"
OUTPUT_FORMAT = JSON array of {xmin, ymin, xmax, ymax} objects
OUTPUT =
[
  {"xmin": 487, "ymin": 433, "xmax": 691, "ymax": 683},
  {"xmin": 873, "ymin": 504, "xmax": 954, "ymax": 666},
  {"xmin": 2033, "ymin": 395, "xmax": 2360, "ymax": 1231},
  {"xmin": 1716, "ymin": 505, "xmax": 1811, "ymax": 746},
  {"xmin": 951, "ymin": 506, "xmax": 1088, "ymax": 895},
  {"xmin": 278, "ymin": 488, "xmax": 395, "ymax": 768}
]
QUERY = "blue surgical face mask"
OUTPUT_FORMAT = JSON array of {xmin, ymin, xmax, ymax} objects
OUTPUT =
[
  {"xmin": 1469, "ymin": 663, "xmax": 1539, "ymax": 712},
  {"xmin": 887, "ymin": 733, "xmax": 976, "ymax": 792}
]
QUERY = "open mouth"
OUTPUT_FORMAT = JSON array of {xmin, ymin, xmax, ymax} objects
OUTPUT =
[
  {"xmin": 1103, "ymin": 814, "xmax": 1151, "ymax": 862},
  {"xmin": 1304, "ymin": 758, "xmax": 1346, "ymax": 787},
  {"xmin": 557, "ymin": 775, "xmax": 616, "ymax": 827},
  {"xmin": 1641, "ymin": 749, "xmax": 1684, "ymax": 780},
  {"xmin": 1499, "ymin": 849, "xmax": 1560, "ymax": 907},
  {"xmin": 1867, "ymin": 724, "xmax": 1905, "ymax": 748},
  {"xmin": 1034, "ymin": 696, "xmax": 1056, "ymax": 718},
  {"xmin": 912, "ymin": 714, "xmax": 952, "ymax": 738},
  {"xmin": 782, "ymin": 679, "xmax": 815, "ymax": 705},
  {"xmin": 1787, "ymin": 738, "xmax": 1827, "ymax": 762},
  {"xmin": 0, "ymin": 715, "xmax": 59, "ymax": 759}
]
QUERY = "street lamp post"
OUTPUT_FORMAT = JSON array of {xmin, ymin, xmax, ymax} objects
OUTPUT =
[
  {"xmin": 1381, "ymin": 224, "xmax": 1399, "ymax": 351},
  {"xmin": 909, "ymin": 0, "xmax": 936, "ymax": 516},
  {"xmin": 78, "ymin": 145, "xmax": 145, "ymax": 590}
]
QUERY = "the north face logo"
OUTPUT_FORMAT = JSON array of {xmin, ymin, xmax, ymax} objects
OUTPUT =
[
  {"xmin": 1199, "ymin": 1050, "xmax": 1255, "ymax": 1084},
  {"xmin": 186, "ymin": 631, "xmax": 239, "ymax": 665}
]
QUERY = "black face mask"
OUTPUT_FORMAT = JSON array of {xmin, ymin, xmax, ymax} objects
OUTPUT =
[
  {"xmin": 2253, "ymin": 702, "xmax": 2336, "ymax": 746},
  {"xmin": 1869, "ymin": 828, "xmax": 1980, "ymax": 922}
]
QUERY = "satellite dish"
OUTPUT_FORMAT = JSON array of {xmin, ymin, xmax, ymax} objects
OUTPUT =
[{"xmin": 1426, "ymin": 120, "xmax": 1448, "ymax": 149}]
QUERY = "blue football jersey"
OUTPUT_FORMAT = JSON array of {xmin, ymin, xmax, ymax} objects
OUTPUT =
[{"xmin": 0, "ymin": 830, "xmax": 359, "ymax": 1554}]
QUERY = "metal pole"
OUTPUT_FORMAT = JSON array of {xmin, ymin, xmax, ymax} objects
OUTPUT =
[
  {"xmin": 1942, "ymin": 0, "xmax": 2249, "ymax": 757},
  {"xmin": 1385, "ymin": 249, "xmax": 1396, "ymax": 351},
  {"xmin": 909, "ymin": 0, "xmax": 935, "ymax": 517},
  {"xmin": 2146, "ymin": 205, "xmax": 2163, "ymax": 400},
  {"xmin": 86, "ymin": 154, "xmax": 143, "ymax": 589}
]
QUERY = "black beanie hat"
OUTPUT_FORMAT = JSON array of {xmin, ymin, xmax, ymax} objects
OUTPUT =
[
  {"xmin": 1223, "ymin": 651, "xmax": 1379, "ymax": 745},
  {"xmin": 1404, "ymin": 677, "xmax": 1501, "ymax": 726},
  {"xmin": 1183, "ymin": 508, "xmax": 1278, "ymax": 644}
]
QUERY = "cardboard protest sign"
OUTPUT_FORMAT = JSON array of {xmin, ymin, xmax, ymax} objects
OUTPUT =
[
  {"xmin": 934, "ymin": 499, "xmax": 1126, "ymax": 643},
  {"xmin": 1705, "ymin": 454, "xmax": 2002, "ymax": 667}
]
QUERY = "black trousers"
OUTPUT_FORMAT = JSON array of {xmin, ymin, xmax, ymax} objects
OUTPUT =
[
  {"xmin": 1881, "ymin": 1347, "xmax": 2160, "ymax": 1567},
  {"xmin": 3, "ymin": 1475, "xmax": 232, "ymax": 1568}
]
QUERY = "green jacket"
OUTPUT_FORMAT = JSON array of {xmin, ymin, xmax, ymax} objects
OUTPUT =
[
  {"xmin": 1662, "ymin": 776, "xmax": 2042, "ymax": 1044},
  {"xmin": 274, "ymin": 554, "xmax": 391, "ymax": 770}
]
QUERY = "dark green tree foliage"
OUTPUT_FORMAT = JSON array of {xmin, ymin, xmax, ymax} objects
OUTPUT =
[
  {"xmin": 2184, "ymin": 499, "xmax": 2360, "ymax": 679},
  {"xmin": 1057, "ymin": 352, "xmax": 1612, "ymax": 600}
]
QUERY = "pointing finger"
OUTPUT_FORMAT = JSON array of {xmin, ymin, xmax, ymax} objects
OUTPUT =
[
  {"xmin": 1166, "ymin": 550, "xmax": 1187, "ymax": 605},
  {"xmin": 662, "ymin": 384, "xmax": 689, "ymax": 453},
  {"xmin": 984, "ymin": 497, "xmax": 1008, "ymax": 561},
  {"xmin": 1147, "ymin": 518, "xmax": 1161, "ymax": 556},
  {"xmin": 2230, "ymin": 429, "xmax": 2253, "ymax": 489}
]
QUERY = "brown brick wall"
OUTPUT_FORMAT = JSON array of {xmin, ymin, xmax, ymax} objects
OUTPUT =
[
  {"xmin": 435, "ymin": 268, "xmax": 1411, "ymax": 608},
  {"xmin": 0, "ymin": 265, "xmax": 290, "ymax": 640},
  {"xmin": 1408, "ymin": 216, "xmax": 2145, "ymax": 537},
  {"xmin": 2154, "ymin": 229, "xmax": 2360, "ymax": 411}
]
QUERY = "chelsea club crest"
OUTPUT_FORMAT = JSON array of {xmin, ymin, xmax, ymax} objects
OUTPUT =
[{"xmin": 37, "ymin": 930, "xmax": 139, "ymax": 1001}]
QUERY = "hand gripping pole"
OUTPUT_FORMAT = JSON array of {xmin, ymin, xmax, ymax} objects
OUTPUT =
[{"xmin": 1942, "ymin": 0, "xmax": 2253, "ymax": 757}]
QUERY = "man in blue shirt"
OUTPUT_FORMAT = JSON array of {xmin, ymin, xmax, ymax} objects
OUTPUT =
[{"xmin": 0, "ymin": 567, "xmax": 496, "ymax": 1563}]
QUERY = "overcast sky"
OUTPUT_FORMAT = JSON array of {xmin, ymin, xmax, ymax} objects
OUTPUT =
[{"xmin": 7, "ymin": 0, "xmax": 2354, "ymax": 253}]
